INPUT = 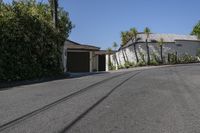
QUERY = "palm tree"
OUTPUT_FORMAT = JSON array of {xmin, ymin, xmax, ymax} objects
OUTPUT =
[
  {"xmin": 112, "ymin": 42, "xmax": 119, "ymax": 67},
  {"xmin": 121, "ymin": 31, "xmax": 128, "ymax": 46},
  {"xmin": 120, "ymin": 31, "xmax": 129, "ymax": 62},
  {"xmin": 191, "ymin": 21, "xmax": 200, "ymax": 39},
  {"xmin": 129, "ymin": 28, "xmax": 139, "ymax": 63},
  {"xmin": 48, "ymin": 0, "xmax": 58, "ymax": 28},
  {"xmin": 158, "ymin": 38, "xmax": 164, "ymax": 63},
  {"xmin": 113, "ymin": 42, "xmax": 118, "ymax": 50},
  {"xmin": 144, "ymin": 27, "xmax": 151, "ymax": 65}
]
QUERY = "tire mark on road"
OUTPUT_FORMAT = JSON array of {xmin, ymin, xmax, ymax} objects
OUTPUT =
[
  {"xmin": 0, "ymin": 71, "xmax": 132, "ymax": 132},
  {"xmin": 59, "ymin": 71, "xmax": 142, "ymax": 133}
]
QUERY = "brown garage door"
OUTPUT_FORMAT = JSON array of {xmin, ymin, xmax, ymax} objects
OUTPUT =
[
  {"xmin": 67, "ymin": 52, "xmax": 90, "ymax": 72},
  {"xmin": 98, "ymin": 55, "xmax": 105, "ymax": 71}
]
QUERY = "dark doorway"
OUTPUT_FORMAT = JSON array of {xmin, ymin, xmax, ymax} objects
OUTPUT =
[
  {"xmin": 98, "ymin": 55, "xmax": 105, "ymax": 71},
  {"xmin": 67, "ymin": 52, "xmax": 90, "ymax": 72}
]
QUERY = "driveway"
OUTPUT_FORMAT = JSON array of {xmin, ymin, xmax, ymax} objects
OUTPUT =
[{"xmin": 1, "ymin": 64, "xmax": 200, "ymax": 133}]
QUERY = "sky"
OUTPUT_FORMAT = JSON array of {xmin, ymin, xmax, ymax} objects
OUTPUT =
[{"xmin": 4, "ymin": 0, "xmax": 200, "ymax": 49}]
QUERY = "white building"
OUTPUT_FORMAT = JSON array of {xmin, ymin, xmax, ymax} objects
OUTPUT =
[{"xmin": 109, "ymin": 33, "xmax": 200, "ymax": 68}]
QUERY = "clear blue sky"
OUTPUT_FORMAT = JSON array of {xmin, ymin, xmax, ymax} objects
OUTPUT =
[{"xmin": 4, "ymin": 0, "xmax": 200, "ymax": 49}]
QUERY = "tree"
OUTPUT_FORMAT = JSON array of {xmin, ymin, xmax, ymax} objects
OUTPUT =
[
  {"xmin": 129, "ymin": 28, "xmax": 139, "ymax": 63},
  {"xmin": 0, "ymin": 1, "xmax": 73, "ymax": 81},
  {"xmin": 121, "ymin": 31, "xmax": 129, "ymax": 46},
  {"xmin": 120, "ymin": 31, "xmax": 130, "ymax": 62},
  {"xmin": 191, "ymin": 21, "xmax": 200, "ymax": 39},
  {"xmin": 158, "ymin": 38, "xmax": 164, "ymax": 63},
  {"xmin": 113, "ymin": 42, "xmax": 118, "ymax": 50},
  {"xmin": 112, "ymin": 42, "xmax": 119, "ymax": 67},
  {"xmin": 144, "ymin": 27, "xmax": 151, "ymax": 65}
]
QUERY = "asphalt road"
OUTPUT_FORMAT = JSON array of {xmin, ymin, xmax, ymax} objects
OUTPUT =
[{"xmin": 1, "ymin": 64, "xmax": 200, "ymax": 133}]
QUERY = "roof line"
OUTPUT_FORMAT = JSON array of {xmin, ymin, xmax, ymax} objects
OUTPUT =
[
  {"xmin": 66, "ymin": 39, "xmax": 100, "ymax": 50},
  {"xmin": 175, "ymin": 39, "xmax": 200, "ymax": 42}
]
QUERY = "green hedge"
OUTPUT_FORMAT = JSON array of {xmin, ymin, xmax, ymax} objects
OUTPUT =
[{"xmin": 0, "ymin": 1, "xmax": 73, "ymax": 81}]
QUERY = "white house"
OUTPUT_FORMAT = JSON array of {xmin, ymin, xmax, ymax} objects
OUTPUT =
[{"xmin": 108, "ymin": 33, "xmax": 200, "ymax": 69}]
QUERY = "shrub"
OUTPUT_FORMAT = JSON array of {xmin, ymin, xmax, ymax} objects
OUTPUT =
[
  {"xmin": 168, "ymin": 53, "xmax": 177, "ymax": 64},
  {"xmin": 150, "ymin": 53, "xmax": 159, "ymax": 65},
  {"xmin": 109, "ymin": 62, "xmax": 116, "ymax": 70},
  {"xmin": 118, "ymin": 65, "xmax": 125, "ymax": 69},
  {"xmin": 0, "ymin": 1, "xmax": 73, "ymax": 81},
  {"xmin": 135, "ymin": 61, "xmax": 146, "ymax": 67},
  {"xmin": 139, "ymin": 52, "xmax": 146, "ymax": 63},
  {"xmin": 179, "ymin": 54, "xmax": 199, "ymax": 64},
  {"xmin": 196, "ymin": 48, "xmax": 200, "ymax": 57},
  {"xmin": 124, "ymin": 61, "xmax": 134, "ymax": 68},
  {"xmin": 150, "ymin": 60, "xmax": 159, "ymax": 65}
]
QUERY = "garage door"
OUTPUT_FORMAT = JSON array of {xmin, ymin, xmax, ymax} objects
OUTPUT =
[
  {"xmin": 98, "ymin": 55, "xmax": 105, "ymax": 71},
  {"xmin": 67, "ymin": 52, "xmax": 90, "ymax": 72}
]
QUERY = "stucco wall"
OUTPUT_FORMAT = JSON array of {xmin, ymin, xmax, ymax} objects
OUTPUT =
[
  {"xmin": 109, "ymin": 41, "xmax": 200, "ymax": 67},
  {"xmin": 62, "ymin": 44, "xmax": 68, "ymax": 72},
  {"xmin": 91, "ymin": 52, "xmax": 99, "ymax": 72}
]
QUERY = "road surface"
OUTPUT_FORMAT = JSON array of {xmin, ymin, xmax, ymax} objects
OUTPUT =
[{"xmin": 1, "ymin": 64, "xmax": 200, "ymax": 133}]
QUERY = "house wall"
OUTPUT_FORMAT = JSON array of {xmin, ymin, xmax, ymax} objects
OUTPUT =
[
  {"xmin": 62, "ymin": 44, "xmax": 68, "ymax": 72},
  {"xmin": 174, "ymin": 41, "xmax": 200, "ymax": 56},
  {"xmin": 93, "ymin": 54, "xmax": 100, "ymax": 72},
  {"xmin": 91, "ymin": 51, "xmax": 99, "ymax": 72},
  {"xmin": 108, "ymin": 41, "xmax": 200, "ymax": 69},
  {"xmin": 106, "ymin": 54, "xmax": 109, "ymax": 71}
]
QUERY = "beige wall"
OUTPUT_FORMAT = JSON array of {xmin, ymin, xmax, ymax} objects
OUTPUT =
[{"xmin": 62, "ymin": 43, "xmax": 68, "ymax": 72}]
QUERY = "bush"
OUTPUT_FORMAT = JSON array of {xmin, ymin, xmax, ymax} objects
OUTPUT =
[
  {"xmin": 0, "ymin": 1, "xmax": 73, "ymax": 81},
  {"xmin": 135, "ymin": 61, "xmax": 146, "ymax": 67},
  {"xmin": 118, "ymin": 65, "xmax": 125, "ymax": 69},
  {"xmin": 196, "ymin": 48, "xmax": 200, "ymax": 57},
  {"xmin": 139, "ymin": 52, "xmax": 146, "ymax": 63},
  {"xmin": 109, "ymin": 62, "xmax": 116, "ymax": 70},
  {"xmin": 168, "ymin": 53, "xmax": 177, "ymax": 64},
  {"xmin": 178, "ymin": 54, "xmax": 199, "ymax": 64},
  {"xmin": 150, "ymin": 60, "xmax": 159, "ymax": 65},
  {"xmin": 150, "ymin": 53, "xmax": 159, "ymax": 65},
  {"xmin": 124, "ymin": 61, "xmax": 134, "ymax": 68}
]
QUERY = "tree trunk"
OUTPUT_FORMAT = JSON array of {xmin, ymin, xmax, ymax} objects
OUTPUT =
[
  {"xmin": 124, "ymin": 49, "xmax": 129, "ymax": 62},
  {"xmin": 146, "ymin": 39, "xmax": 150, "ymax": 65},
  {"xmin": 108, "ymin": 54, "xmax": 111, "ymax": 70},
  {"xmin": 175, "ymin": 51, "xmax": 178, "ymax": 63},
  {"xmin": 160, "ymin": 45, "xmax": 163, "ymax": 63},
  {"xmin": 122, "ymin": 49, "xmax": 127, "ymax": 62},
  {"xmin": 114, "ymin": 53, "xmax": 119, "ymax": 67},
  {"xmin": 133, "ymin": 44, "xmax": 139, "ymax": 63}
]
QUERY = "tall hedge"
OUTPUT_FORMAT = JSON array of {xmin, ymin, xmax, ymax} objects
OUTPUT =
[{"xmin": 0, "ymin": 1, "xmax": 73, "ymax": 81}]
